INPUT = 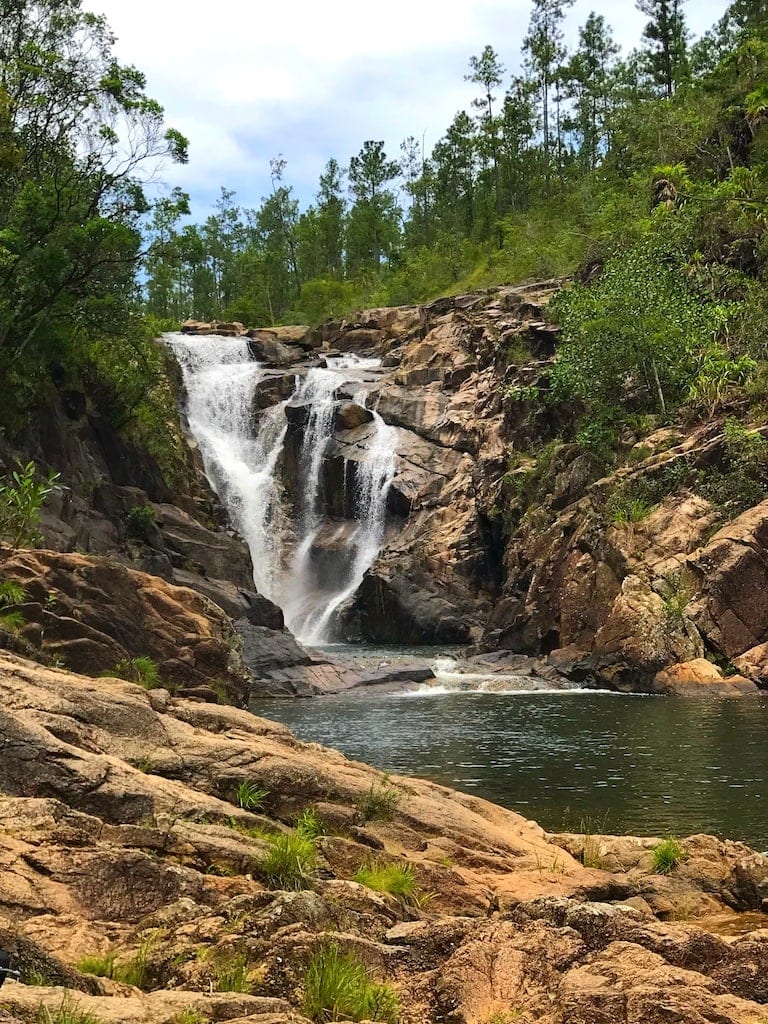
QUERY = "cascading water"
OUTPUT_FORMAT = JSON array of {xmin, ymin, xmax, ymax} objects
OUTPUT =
[
  {"xmin": 165, "ymin": 335, "xmax": 397, "ymax": 644},
  {"xmin": 164, "ymin": 333, "xmax": 287, "ymax": 597}
]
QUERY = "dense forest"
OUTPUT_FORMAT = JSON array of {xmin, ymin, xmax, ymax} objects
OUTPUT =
[{"xmin": 2, "ymin": 0, "xmax": 768, "ymax": 477}]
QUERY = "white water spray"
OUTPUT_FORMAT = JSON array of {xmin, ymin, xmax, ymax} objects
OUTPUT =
[{"xmin": 165, "ymin": 336, "xmax": 397, "ymax": 643}]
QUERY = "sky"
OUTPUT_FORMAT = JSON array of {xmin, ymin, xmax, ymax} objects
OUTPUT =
[{"xmin": 85, "ymin": 0, "xmax": 731, "ymax": 221}]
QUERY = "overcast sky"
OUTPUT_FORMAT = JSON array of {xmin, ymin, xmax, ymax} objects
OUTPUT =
[{"xmin": 86, "ymin": 0, "xmax": 730, "ymax": 220}]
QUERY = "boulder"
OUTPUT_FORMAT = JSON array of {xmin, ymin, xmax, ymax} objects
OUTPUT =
[{"xmin": 653, "ymin": 658, "xmax": 757, "ymax": 696}]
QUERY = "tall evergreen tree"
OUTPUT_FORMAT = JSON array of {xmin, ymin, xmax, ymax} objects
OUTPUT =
[
  {"xmin": 465, "ymin": 46, "xmax": 506, "ymax": 222},
  {"xmin": 347, "ymin": 141, "xmax": 401, "ymax": 270},
  {"xmin": 524, "ymin": 0, "xmax": 576, "ymax": 198},
  {"xmin": 636, "ymin": 0, "xmax": 689, "ymax": 97}
]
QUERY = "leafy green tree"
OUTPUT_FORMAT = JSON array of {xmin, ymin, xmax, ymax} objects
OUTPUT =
[
  {"xmin": 431, "ymin": 112, "xmax": 478, "ymax": 239},
  {"xmin": 0, "ymin": 0, "xmax": 187, "ymax": 398},
  {"xmin": 562, "ymin": 14, "xmax": 620, "ymax": 170},
  {"xmin": 315, "ymin": 158, "xmax": 347, "ymax": 277}
]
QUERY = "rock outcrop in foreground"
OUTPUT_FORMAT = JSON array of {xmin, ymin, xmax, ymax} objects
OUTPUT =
[{"xmin": 1, "ymin": 653, "xmax": 767, "ymax": 1023}]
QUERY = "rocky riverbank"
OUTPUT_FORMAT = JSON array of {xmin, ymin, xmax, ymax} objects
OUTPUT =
[{"xmin": 0, "ymin": 652, "xmax": 767, "ymax": 1024}]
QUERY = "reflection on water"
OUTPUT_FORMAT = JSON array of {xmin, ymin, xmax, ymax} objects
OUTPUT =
[{"xmin": 250, "ymin": 690, "xmax": 768, "ymax": 849}]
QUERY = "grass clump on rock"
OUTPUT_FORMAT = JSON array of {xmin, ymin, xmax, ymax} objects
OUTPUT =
[
  {"xmin": 112, "ymin": 656, "xmax": 162, "ymax": 690},
  {"xmin": 234, "ymin": 779, "xmax": 269, "ymax": 811},
  {"xmin": 261, "ymin": 831, "xmax": 318, "ymax": 890},
  {"xmin": 652, "ymin": 838, "xmax": 688, "ymax": 874},
  {"xmin": 302, "ymin": 943, "xmax": 399, "ymax": 1023},
  {"xmin": 354, "ymin": 860, "xmax": 428, "ymax": 906},
  {"xmin": 357, "ymin": 777, "xmax": 402, "ymax": 823},
  {"xmin": 35, "ymin": 995, "xmax": 101, "ymax": 1024}
]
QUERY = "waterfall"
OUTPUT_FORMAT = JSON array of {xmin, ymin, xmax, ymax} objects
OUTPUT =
[{"xmin": 165, "ymin": 336, "xmax": 397, "ymax": 644}]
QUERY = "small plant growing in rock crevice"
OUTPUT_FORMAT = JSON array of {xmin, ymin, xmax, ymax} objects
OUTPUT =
[
  {"xmin": 234, "ymin": 780, "xmax": 269, "ymax": 811},
  {"xmin": 302, "ymin": 943, "xmax": 399, "ymax": 1023},
  {"xmin": 652, "ymin": 838, "xmax": 688, "ymax": 875},
  {"xmin": 111, "ymin": 656, "xmax": 162, "ymax": 690},
  {"xmin": 295, "ymin": 805, "xmax": 327, "ymax": 840},
  {"xmin": 0, "ymin": 578, "xmax": 27, "ymax": 632},
  {"xmin": 353, "ymin": 860, "xmax": 430, "ymax": 907},
  {"xmin": 260, "ymin": 831, "xmax": 318, "ymax": 890},
  {"xmin": 35, "ymin": 995, "xmax": 101, "ymax": 1024},
  {"xmin": 357, "ymin": 777, "xmax": 402, "ymax": 823},
  {"xmin": 124, "ymin": 504, "xmax": 156, "ymax": 541},
  {"xmin": 214, "ymin": 950, "xmax": 252, "ymax": 993}
]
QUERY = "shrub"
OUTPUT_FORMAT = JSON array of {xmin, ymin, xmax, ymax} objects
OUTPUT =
[
  {"xmin": 0, "ymin": 460, "xmax": 59, "ymax": 549},
  {"xmin": 170, "ymin": 1011, "xmax": 209, "ymax": 1024},
  {"xmin": 112, "ymin": 656, "xmax": 162, "ymax": 690},
  {"xmin": 125, "ymin": 504, "xmax": 156, "ymax": 541},
  {"xmin": 652, "ymin": 838, "xmax": 687, "ymax": 874},
  {"xmin": 353, "ymin": 860, "xmax": 429, "ymax": 907},
  {"xmin": 302, "ymin": 943, "xmax": 399, "ymax": 1023},
  {"xmin": 260, "ymin": 832, "xmax": 317, "ymax": 890},
  {"xmin": 357, "ymin": 778, "xmax": 401, "ymax": 823},
  {"xmin": 0, "ymin": 577, "xmax": 27, "ymax": 632},
  {"xmin": 234, "ymin": 780, "xmax": 269, "ymax": 811}
]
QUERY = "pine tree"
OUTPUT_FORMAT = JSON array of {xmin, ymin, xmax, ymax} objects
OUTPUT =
[
  {"xmin": 636, "ymin": 0, "xmax": 689, "ymax": 97},
  {"xmin": 524, "ymin": 0, "xmax": 576, "ymax": 198}
]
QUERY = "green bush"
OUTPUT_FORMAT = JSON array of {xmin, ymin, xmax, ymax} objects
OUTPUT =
[
  {"xmin": 652, "ymin": 838, "xmax": 687, "ymax": 874},
  {"xmin": 260, "ymin": 832, "xmax": 317, "ymax": 890},
  {"xmin": 302, "ymin": 943, "xmax": 399, "ymax": 1023},
  {"xmin": 125, "ymin": 504, "xmax": 156, "ymax": 541},
  {"xmin": 0, "ymin": 460, "xmax": 59, "ymax": 549}
]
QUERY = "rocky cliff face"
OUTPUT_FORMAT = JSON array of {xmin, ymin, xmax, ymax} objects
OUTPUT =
[
  {"xmin": 1, "ymin": 653, "xmax": 767, "ymax": 1024},
  {"xmin": 196, "ymin": 283, "xmax": 768, "ymax": 693}
]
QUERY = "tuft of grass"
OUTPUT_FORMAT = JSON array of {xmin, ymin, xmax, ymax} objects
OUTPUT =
[
  {"xmin": 77, "ymin": 953, "xmax": 116, "ymax": 978},
  {"xmin": 35, "ymin": 996, "xmax": 101, "ymax": 1024},
  {"xmin": 234, "ymin": 780, "xmax": 269, "ymax": 811},
  {"xmin": 353, "ymin": 860, "xmax": 429, "ymax": 906},
  {"xmin": 652, "ymin": 838, "xmax": 688, "ymax": 875},
  {"xmin": 357, "ymin": 778, "xmax": 401, "ymax": 823},
  {"xmin": 296, "ymin": 806, "xmax": 327, "ymax": 840},
  {"xmin": 112, "ymin": 656, "xmax": 161, "ymax": 690},
  {"xmin": 0, "ymin": 578, "xmax": 27, "ymax": 632},
  {"xmin": 302, "ymin": 943, "xmax": 399, "ymax": 1023},
  {"xmin": 77, "ymin": 929, "xmax": 164, "ymax": 990},
  {"xmin": 261, "ymin": 832, "xmax": 318, "ymax": 890},
  {"xmin": 171, "ymin": 1011, "xmax": 210, "ymax": 1024},
  {"xmin": 214, "ymin": 951, "xmax": 252, "ymax": 993}
]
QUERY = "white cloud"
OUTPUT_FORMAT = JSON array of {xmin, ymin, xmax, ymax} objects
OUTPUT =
[{"xmin": 85, "ymin": 0, "xmax": 730, "ymax": 216}]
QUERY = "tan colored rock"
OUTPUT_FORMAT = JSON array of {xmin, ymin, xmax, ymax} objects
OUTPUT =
[
  {"xmin": 654, "ymin": 658, "xmax": 757, "ymax": 695},
  {"xmin": 0, "ymin": 549, "xmax": 248, "ymax": 701}
]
